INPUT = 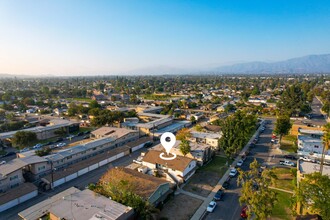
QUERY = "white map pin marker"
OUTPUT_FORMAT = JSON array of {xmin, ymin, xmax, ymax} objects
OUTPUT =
[{"xmin": 160, "ymin": 132, "xmax": 177, "ymax": 160}]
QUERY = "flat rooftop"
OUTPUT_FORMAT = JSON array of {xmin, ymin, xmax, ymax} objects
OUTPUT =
[
  {"xmin": 43, "ymin": 146, "xmax": 130, "ymax": 182},
  {"xmin": 299, "ymin": 160, "xmax": 330, "ymax": 177},
  {"xmin": 0, "ymin": 183, "xmax": 37, "ymax": 206},
  {"xmin": 191, "ymin": 131, "xmax": 221, "ymax": 139},
  {"xmin": 298, "ymin": 135, "xmax": 322, "ymax": 144},
  {"xmin": 153, "ymin": 120, "xmax": 190, "ymax": 135},
  {"xmin": 18, "ymin": 187, "xmax": 133, "ymax": 220},
  {"xmin": 0, "ymin": 119, "xmax": 79, "ymax": 139},
  {"xmin": 298, "ymin": 129, "xmax": 324, "ymax": 136}
]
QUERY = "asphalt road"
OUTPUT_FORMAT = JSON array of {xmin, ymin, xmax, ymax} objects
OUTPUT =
[
  {"xmin": 204, "ymin": 119, "xmax": 276, "ymax": 220},
  {"xmin": 1, "ymin": 147, "xmax": 147, "ymax": 220}
]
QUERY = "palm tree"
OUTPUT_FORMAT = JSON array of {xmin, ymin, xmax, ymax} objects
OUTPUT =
[{"xmin": 320, "ymin": 123, "xmax": 330, "ymax": 175}]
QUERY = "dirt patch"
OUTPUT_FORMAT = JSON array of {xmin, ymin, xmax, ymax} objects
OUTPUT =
[
  {"xmin": 183, "ymin": 170, "xmax": 221, "ymax": 197},
  {"xmin": 159, "ymin": 194, "xmax": 203, "ymax": 220}
]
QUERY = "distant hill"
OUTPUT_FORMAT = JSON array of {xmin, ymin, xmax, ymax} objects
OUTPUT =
[{"xmin": 214, "ymin": 54, "xmax": 330, "ymax": 74}]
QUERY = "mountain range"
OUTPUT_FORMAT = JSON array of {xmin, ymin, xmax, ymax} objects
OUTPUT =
[
  {"xmin": 213, "ymin": 54, "xmax": 330, "ymax": 74},
  {"xmin": 1, "ymin": 54, "xmax": 330, "ymax": 77}
]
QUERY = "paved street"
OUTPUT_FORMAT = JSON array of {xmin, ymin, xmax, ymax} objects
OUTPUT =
[
  {"xmin": 1, "ymin": 148, "xmax": 147, "ymax": 220},
  {"xmin": 204, "ymin": 119, "xmax": 275, "ymax": 220}
]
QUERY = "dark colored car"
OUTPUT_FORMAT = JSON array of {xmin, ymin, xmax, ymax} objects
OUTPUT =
[
  {"xmin": 77, "ymin": 132, "xmax": 84, "ymax": 136},
  {"xmin": 5, "ymin": 152, "xmax": 16, "ymax": 157},
  {"xmin": 213, "ymin": 189, "xmax": 225, "ymax": 201},
  {"xmin": 46, "ymin": 141, "xmax": 54, "ymax": 145},
  {"xmin": 83, "ymin": 135, "xmax": 89, "ymax": 139},
  {"xmin": 222, "ymin": 177, "xmax": 231, "ymax": 189},
  {"xmin": 241, "ymin": 206, "xmax": 248, "ymax": 218},
  {"xmin": 83, "ymin": 131, "xmax": 91, "ymax": 134},
  {"xmin": 56, "ymin": 138, "xmax": 64, "ymax": 142},
  {"xmin": 284, "ymin": 155, "xmax": 297, "ymax": 160}
]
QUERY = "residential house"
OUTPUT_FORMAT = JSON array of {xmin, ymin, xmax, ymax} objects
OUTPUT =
[
  {"xmin": 190, "ymin": 132, "xmax": 221, "ymax": 149},
  {"xmin": 297, "ymin": 135, "xmax": 327, "ymax": 156},
  {"xmin": 142, "ymin": 150, "xmax": 197, "ymax": 183},
  {"xmin": 101, "ymin": 167, "xmax": 172, "ymax": 207}
]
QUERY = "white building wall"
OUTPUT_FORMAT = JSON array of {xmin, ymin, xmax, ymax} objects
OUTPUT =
[{"xmin": 298, "ymin": 139, "xmax": 325, "ymax": 154}]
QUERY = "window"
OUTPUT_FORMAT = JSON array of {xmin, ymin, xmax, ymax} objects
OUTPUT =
[
  {"xmin": 11, "ymin": 183, "xmax": 19, "ymax": 188},
  {"xmin": 38, "ymin": 166, "xmax": 46, "ymax": 171},
  {"xmin": 10, "ymin": 175, "xmax": 18, "ymax": 181}
]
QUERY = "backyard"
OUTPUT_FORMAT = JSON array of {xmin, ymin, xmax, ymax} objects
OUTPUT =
[
  {"xmin": 158, "ymin": 194, "xmax": 203, "ymax": 220},
  {"xmin": 271, "ymin": 189, "xmax": 294, "ymax": 220},
  {"xmin": 280, "ymin": 135, "xmax": 298, "ymax": 153},
  {"xmin": 183, "ymin": 156, "xmax": 232, "ymax": 197},
  {"xmin": 271, "ymin": 167, "xmax": 296, "ymax": 191}
]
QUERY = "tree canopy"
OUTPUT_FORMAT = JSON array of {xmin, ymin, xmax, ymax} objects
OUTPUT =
[
  {"xmin": 12, "ymin": 131, "xmax": 37, "ymax": 149},
  {"xmin": 237, "ymin": 159, "xmax": 278, "ymax": 219},
  {"xmin": 218, "ymin": 111, "xmax": 257, "ymax": 158},
  {"xmin": 295, "ymin": 172, "xmax": 330, "ymax": 220},
  {"xmin": 179, "ymin": 139, "xmax": 191, "ymax": 156}
]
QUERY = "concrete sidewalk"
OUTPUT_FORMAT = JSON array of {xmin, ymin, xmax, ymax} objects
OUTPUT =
[{"xmin": 190, "ymin": 120, "xmax": 265, "ymax": 220}]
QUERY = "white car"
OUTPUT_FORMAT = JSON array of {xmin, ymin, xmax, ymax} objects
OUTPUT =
[
  {"xmin": 207, "ymin": 201, "xmax": 217, "ymax": 212},
  {"xmin": 299, "ymin": 156, "xmax": 315, "ymax": 163},
  {"xmin": 0, "ymin": 161, "xmax": 6, "ymax": 165},
  {"xmin": 229, "ymin": 168, "xmax": 238, "ymax": 177},
  {"xmin": 236, "ymin": 159, "xmax": 244, "ymax": 167},
  {"xmin": 56, "ymin": 142, "xmax": 67, "ymax": 148},
  {"xmin": 33, "ymin": 143, "xmax": 43, "ymax": 149}
]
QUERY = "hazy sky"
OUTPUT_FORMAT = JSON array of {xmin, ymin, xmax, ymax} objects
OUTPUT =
[{"xmin": 0, "ymin": 0, "xmax": 330, "ymax": 75}]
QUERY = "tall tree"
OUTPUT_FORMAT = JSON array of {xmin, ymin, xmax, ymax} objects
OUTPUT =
[
  {"xmin": 274, "ymin": 115, "xmax": 292, "ymax": 143},
  {"xmin": 218, "ymin": 111, "xmax": 257, "ymax": 158},
  {"xmin": 179, "ymin": 139, "xmax": 191, "ymax": 156},
  {"xmin": 237, "ymin": 159, "xmax": 278, "ymax": 220},
  {"xmin": 176, "ymin": 128, "xmax": 191, "ymax": 141},
  {"xmin": 12, "ymin": 131, "xmax": 37, "ymax": 149},
  {"xmin": 320, "ymin": 123, "xmax": 330, "ymax": 174},
  {"xmin": 295, "ymin": 172, "xmax": 330, "ymax": 220}
]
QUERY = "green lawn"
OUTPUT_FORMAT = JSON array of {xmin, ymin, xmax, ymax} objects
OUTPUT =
[
  {"xmin": 273, "ymin": 168, "xmax": 297, "ymax": 191},
  {"xmin": 199, "ymin": 156, "xmax": 233, "ymax": 175},
  {"xmin": 272, "ymin": 189, "xmax": 293, "ymax": 220},
  {"xmin": 280, "ymin": 143, "xmax": 298, "ymax": 153},
  {"xmin": 282, "ymin": 135, "xmax": 297, "ymax": 142},
  {"xmin": 272, "ymin": 167, "xmax": 296, "ymax": 191}
]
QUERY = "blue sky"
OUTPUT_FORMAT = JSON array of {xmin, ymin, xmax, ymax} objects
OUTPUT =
[{"xmin": 0, "ymin": 0, "xmax": 330, "ymax": 75}]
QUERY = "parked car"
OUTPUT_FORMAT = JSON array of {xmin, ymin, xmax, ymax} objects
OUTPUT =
[
  {"xmin": 284, "ymin": 155, "xmax": 297, "ymax": 160},
  {"xmin": 241, "ymin": 205, "xmax": 248, "ymax": 218},
  {"xmin": 241, "ymin": 155, "xmax": 247, "ymax": 161},
  {"xmin": 279, "ymin": 160, "xmax": 295, "ymax": 167},
  {"xmin": 33, "ymin": 143, "xmax": 43, "ymax": 149},
  {"xmin": 56, "ymin": 138, "xmax": 64, "ymax": 142},
  {"xmin": 66, "ymin": 134, "xmax": 75, "ymax": 140},
  {"xmin": 236, "ymin": 159, "xmax": 244, "ymax": 167},
  {"xmin": 229, "ymin": 168, "xmax": 238, "ymax": 177},
  {"xmin": 83, "ymin": 131, "xmax": 91, "ymax": 134},
  {"xmin": 20, "ymin": 148, "xmax": 30, "ymax": 153},
  {"xmin": 5, "ymin": 151, "xmax": 16, "ymax": 157},
  {"xmin": 222, "ymin": 177, "xmax": 231, "ymax": 189},
  {"xmin": 260, "ymin": 126, "xmax": 265, "ymax": 132},
  {"xmin": 77, "ymin": 132, "xmax": 84, "ymax": 136},
  {"xmin": 83, "ymin": 135, "xmax": 89, "ymax": 139},
  {"xmin": 206, "ymin": 201, "xmax": 217, "ymax": 212},
  {"xmin": 0, "ymin": 161, "xmax": 6, "ymax": 165},
  {"xmin": 213, "ymin": 189, "xmax": 225, "ymax": 201},
  {"xmin": 46, "ymin": 141, "xmax": 54, "ymax": 146},
  {"xmin": 56, "ymin": 142, "xmax": 67, "ymax": 148},
  {"xmin": 299, "ymin": 156, "xmax": 316, "ymax": 163}
]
